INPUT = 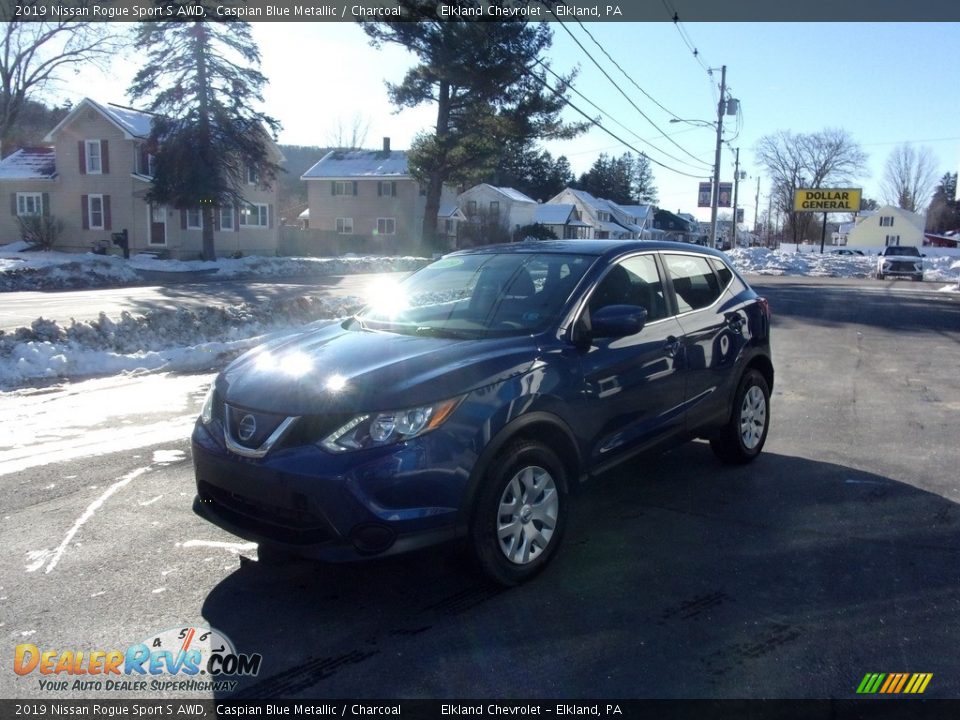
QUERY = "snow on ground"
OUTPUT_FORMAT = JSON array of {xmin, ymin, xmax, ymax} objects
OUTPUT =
[
  {"xmin": 0, "ymin": 242, "xmax": 428, "ymax": 291},
  {"xmin": 1, "ymin": 244, "xmax": 959, "ymax": 389},
  {"xmin": 725, "ymin": 247, "xmax": 960, "ymax": 282},
  {"xmin": 0, "ymin": 294, "xmax": 364, "ymax": 388}
]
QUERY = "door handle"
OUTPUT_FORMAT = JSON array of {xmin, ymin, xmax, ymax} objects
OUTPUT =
[{"xmin": 665, "ymin": 336, "xmax": 682, "ymax": 357}]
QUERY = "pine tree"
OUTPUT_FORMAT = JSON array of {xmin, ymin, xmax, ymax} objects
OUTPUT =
[
  {"xmin": 128, "ymin": 14, "xmax": 279, "ymax": 260},
  {"xmin": 362, "ymin": 2, "xmax": 585, "ymax": 251}
]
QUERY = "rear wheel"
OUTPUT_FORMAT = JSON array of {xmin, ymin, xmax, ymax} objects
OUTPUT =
[
  {"xmin": 470, "ymin": 441, "xmax": 568, "ymax": 586},
  {"xmin": 710, "ymin": 369, "xmax": 770, "ymax": 464}
]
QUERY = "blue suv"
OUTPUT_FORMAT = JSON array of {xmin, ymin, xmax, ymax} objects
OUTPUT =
[{"xmin": 192, "ymin": 241, "xmax": 773, "ymax": 585}]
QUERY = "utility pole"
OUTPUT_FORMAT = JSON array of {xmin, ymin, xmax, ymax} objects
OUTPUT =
[
  {"xmin": 709, "ymin": 65, "xmax": 726, "ymax": 250},
  {"xmin": 754, "ymin": 176, "xmax": 761, "ymax": 241},
  {"xmin": 731, "ymin": 148, "xmax": 741, "ymax": 249}
]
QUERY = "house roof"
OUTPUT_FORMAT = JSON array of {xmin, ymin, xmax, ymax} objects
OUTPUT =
[
  {"xmin": 438, "ymin": 202, "xmax": 467, "ymax": 220},
  {"xmin": 0, "ymin": 147, "xmax": 57, "ymax": 180},
  {"xmin": 492, "ymin": 186, "xmax": 536, "ymax": 204},
  {"xmin": 618, "ymin": 204, "xmax": 654, "ymax": 221},
  {"xmin": 534, "ymin": 204, "xmax": 575, "ymax": 224},
  {"xmin": 43, "ymin": 98, "xmax": 155, "ymax": 142},
  {"xmin": 302, "ymin": 149, "xmax": 410, "ymax": 179}
]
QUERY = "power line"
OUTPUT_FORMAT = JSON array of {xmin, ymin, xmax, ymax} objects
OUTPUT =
[
  {"xmin": 544, "ymin": 2, "xmax": 713, "ymax": 171},
  {"xmin": 538, "ymin": 61, "xmax": 714, "ymax": 171},
  {"xmin": 531, "ymin": 71, "xmax": 711, "ymax": 180}
]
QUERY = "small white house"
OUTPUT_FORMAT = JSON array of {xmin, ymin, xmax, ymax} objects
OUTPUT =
[
  {"xmin": 847, "ymin": 205, "xmax": 926, "ymax": 248},
  {"xmin": 457, "ymin": 184, "xmax": 538, "ymax": 236}
]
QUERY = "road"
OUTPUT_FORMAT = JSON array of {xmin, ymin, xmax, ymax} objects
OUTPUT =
[
  {"xmin": 2, "ymin": 276, "xmax": 959, "ymax": 700},
  {"xmin": 0, "ymin": 274, "xmax": 394, "ymax": 332}
]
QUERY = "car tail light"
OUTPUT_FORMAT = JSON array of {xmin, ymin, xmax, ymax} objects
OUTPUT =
[{"xmin": 757, "ymin": 297, "xmax": 771, "ymax": 319}]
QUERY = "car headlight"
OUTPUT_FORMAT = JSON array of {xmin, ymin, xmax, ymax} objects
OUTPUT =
[
  {"xmin": 200, "ymin": 384, "xmax": 216, "ymax": 425},
  {"xmin": 320, "ymin": 396, "xmax": 464, "ymax": 453}
]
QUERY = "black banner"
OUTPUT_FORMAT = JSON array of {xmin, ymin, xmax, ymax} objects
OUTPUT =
[
  {"xmin": 3, "ymin": 0, "xmax": 960, "ymax": 23},
  {"xmin": 3, "ymin": 699, "xmax": 960, "ymax": 720}
]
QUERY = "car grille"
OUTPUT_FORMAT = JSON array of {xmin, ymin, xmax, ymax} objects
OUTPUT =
[
  {"xmin": 225, "ymin": 404, "xmax": 289, "ymax": 451},
  {"xmin": 198, "ymin": 479, "xmax": 336, "ymax": 544},
  {"xmin": 887, "ymin": 261, "xmax": 918, "ymax": 272}
]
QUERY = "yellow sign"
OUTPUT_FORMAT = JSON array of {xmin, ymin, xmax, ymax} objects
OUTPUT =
[{"xmin": 793, "ymin": 188, "xmax": 861, "ymax": 212}]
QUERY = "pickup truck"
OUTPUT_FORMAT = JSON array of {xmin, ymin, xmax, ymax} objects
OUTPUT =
[{"xmin": 876, "ymin": 245, "xmax": 924, "ymax": 281}]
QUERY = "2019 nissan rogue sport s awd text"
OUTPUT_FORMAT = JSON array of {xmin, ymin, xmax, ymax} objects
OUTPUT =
[{"xmin": 192, "ymin": 240, "xmax": 774, "ymax": 585}]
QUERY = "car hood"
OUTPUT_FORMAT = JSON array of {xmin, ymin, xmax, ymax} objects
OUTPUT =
[{"xmin": 218, "ymin": 322, "xmax": 540, "ymax": 415}]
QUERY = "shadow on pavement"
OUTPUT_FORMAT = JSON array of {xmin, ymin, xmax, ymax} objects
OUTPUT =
[
  {"xmin": 752, "ymin": 282, "xmax": 960, "ymax": 333},
  {"xmin": 202, "ymin": 444, "xmax": 960, "ymax": 699}
]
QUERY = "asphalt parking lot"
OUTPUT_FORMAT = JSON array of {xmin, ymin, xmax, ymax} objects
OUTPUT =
[{"xmin": 2, "ymin": 276, "xmax": 959, "ymax": 700}]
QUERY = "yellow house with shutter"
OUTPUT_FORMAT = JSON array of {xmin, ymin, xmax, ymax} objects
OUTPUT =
[{"xmin": 0, "ymin": 98, "xmax": 281, "ymax": 259}]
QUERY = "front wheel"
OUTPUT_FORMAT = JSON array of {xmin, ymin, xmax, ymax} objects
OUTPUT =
[
  {"xmin": 470, "ymin": 441, "xmax": 568, "ymax": 586},
  {"xmin": 710, "ymin": 369, "xmax": 771, "ymax": 464}
]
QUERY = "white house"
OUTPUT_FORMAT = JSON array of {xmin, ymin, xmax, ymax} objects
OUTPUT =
[
  {"xmin": 546, "ymin": 188, "xmax": 643, "ymax": 239},
  {"xmin": 846, "ymin": 205, "xmax": 926, "ymax": 248},
  {"xmin": 457, "ymin": 184, "xmax": 538, "ymax": 238}
]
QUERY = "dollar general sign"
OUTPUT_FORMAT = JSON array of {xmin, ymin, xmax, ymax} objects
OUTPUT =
[{"xmin": 793, "ymin": 188, "xmax": 862, "ymax": 212}]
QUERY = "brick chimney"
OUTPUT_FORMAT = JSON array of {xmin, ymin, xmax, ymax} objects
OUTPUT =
[{"xmin": 383, "ymin": 137, "xmax": 391, "ymax": 153}]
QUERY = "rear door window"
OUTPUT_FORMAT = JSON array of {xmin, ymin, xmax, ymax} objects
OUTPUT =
[{"xmin": 663, "ymin": 254, "xmax": 722, "ymax": 314}]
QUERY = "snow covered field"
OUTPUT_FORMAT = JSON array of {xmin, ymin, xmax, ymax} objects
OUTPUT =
[{"xmin": 1, "ymin": 244, "xmax": 958, "ymax": 388}]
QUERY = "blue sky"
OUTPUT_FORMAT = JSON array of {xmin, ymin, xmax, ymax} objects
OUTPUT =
[{"xmin": 64, "ymin": 21, "xmax": 960, "ymax": 225}]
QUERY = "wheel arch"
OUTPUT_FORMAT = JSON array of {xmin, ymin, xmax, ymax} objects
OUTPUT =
[{"xmin": 456, "ymin": 412, "xmax": 582, "ymax": 532}]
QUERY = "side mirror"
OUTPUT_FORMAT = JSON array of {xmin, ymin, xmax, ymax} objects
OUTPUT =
[{"xmin": 591, "ymin": 305, "xmax": 647, "ymax": 339}]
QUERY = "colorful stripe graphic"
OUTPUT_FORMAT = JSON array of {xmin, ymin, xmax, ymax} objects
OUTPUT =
[{"xmin": 856, "ymin": 673, "xmax": 932, "ymax": 694}]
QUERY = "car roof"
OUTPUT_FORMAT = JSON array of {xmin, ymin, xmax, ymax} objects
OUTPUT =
[{"xmin": 447, "ymin": 239, "xmax": 730, "ymax": 263}]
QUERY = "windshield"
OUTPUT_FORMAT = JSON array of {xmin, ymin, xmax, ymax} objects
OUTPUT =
[
  {"xmin": 355, "ymin": 252, "xmax": 594, "ymax": 339},
  {"xmin": 885, "ymin": 246, "xmax": 920, "ymax": 256}
]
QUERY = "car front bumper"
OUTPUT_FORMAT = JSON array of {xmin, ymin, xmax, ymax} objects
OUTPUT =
[{"xmin": 191, "ymin": 420, "xmax": 470, "ymax": 561}]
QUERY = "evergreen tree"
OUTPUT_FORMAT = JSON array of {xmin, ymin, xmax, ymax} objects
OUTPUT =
[
  {"xmin": 362, "ymin": 2, "xmax": 586, "ymax": 250},
  {"xmin": 128, "ymin": 14, "xmax": 280, "ymax": 260},
  {"xmin": 632, "ymin": 154, "xmax": 658, "ymax": 205},
  {"xmin": 926, "ymin": 173, "xmax": 960, "ymax": 233}
]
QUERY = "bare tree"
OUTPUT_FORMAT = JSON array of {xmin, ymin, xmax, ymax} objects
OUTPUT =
[
  {"xmin": 326, "ymin": 113, "xmax": 370, "ymax": 150},
  {"xmin": 0, "ymin": 7, "xmax": 127, "ymax": 154},
  {"xmin": 755, "ymin": 128, "xmax": 868, "ymax": 243},
  {"xmin": 881, "ymin": 144, "xmax": 939, "ymax": 213}
]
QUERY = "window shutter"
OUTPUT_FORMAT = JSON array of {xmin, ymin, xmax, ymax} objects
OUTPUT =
[
  {"xmin": 391, "ymin": 181, "xmax": 396, "ymax": 197},
  {"xmin": 101, "ymin": 140, "xmax": 109, "ymax": 174},
  {"xmin": 331, "ymin": 181, "xmax": 336, "ymax": 196},
  {"xmin": 268, "ymin": 204, "xmax": 273, "ymax": 229},
  {"xmin": 352, "ymin": 181, "xmax": 357, "ymax": 196},
  {"xmin": 10, "ymin": 193, "xmax": 16, "ymax": 216},
  {"xmin": 180, "ymin": 210, "xmax": 187, "ymax": 230},
  {"xmin": 81, "ymin": 195, "xmax": 89, "ymax": 229},
  {"xmin": 213, "ymin": 208, "xmax": 220, "ymax": 231},
  {"xmin": 234, "ymin": 204, "xmax": 240, "ymax": 232},
  {"xmin": 378, "ymin": 182, "xmax": 382, "ymax": 197},
  {"xmin": 42, "ymin": 193, "xmax": 49, "ymax": 216},
  {"xmin": 78, "ymin": 141, "xmax": 86, "ymax": 174},
  {"xmin": 103, "ymin": 195, "xmax": 112, "ymax": 230}
]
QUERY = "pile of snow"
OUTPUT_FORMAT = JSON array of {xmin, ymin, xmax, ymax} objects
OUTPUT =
[
  {"xmin": 0, "ymin": 294, "xmax": 364, "ymax": 388},
  {"xmin": 725, "ymin": 247, "xmax": 960, "ymax": 282},
  {"xmin": 0, "ymin": 244, "xmax": 429, "ymax": 291}
]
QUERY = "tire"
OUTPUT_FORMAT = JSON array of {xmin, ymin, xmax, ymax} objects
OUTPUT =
[
  {"xmin": 876, "ymin": 272, "xmax": 885, "ymax": 280},
  {"xmin": 470, "ymin": 441, "xmax": 568, "ymax": 586},
  {"xmin": 913, "ymin": 275, "xmax": 923, "ymax": 282},
  {"xmin": 710, "ymin": 369, "xmax": 771, "ymax": 465}
]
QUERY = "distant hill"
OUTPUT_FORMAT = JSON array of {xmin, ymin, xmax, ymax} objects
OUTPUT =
[{"xmin": 277, "ymin": 144, "xmax": 330, "ymax": 223}]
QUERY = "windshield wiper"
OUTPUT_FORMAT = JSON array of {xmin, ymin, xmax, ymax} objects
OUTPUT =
[{"xmin": 414, "ymin": 326, "xmax": 476, "ymax": 340}]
